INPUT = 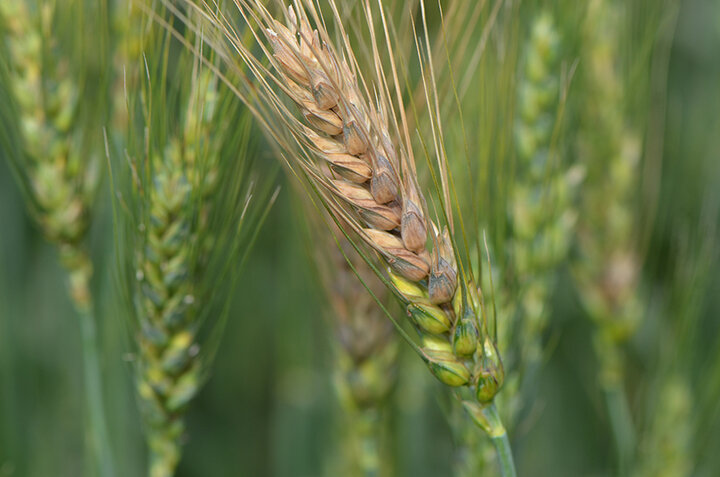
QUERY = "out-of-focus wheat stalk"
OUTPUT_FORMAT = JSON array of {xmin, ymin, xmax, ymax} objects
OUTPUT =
[
  {"xmin": 574, "ymin": 0, "xmax": 643, "ymax": 468},
  {"xmin": 0, "ymin": 2, "xmax": 114, "ymax": 475},
  {"xmin": 312, "ymin": 221, "xmax": 397, "ymax": 476},
  {"xmin": 573, "ymin": 0, "xmax": 678, "ymax": 473},
  {"xmin": 507, "ymin": 12, "xmax": 578, "ymax": 370},
  {"xmin": 157, "ymin": 0, "xmax": 517, "ymax": 474}
]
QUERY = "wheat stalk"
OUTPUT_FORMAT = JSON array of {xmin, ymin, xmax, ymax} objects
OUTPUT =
[
  {"xmin": 162, "ymin": 1, "xmax": 517, "ymax": 474},
  {"xmin": 573, "ymin": 1, "xmax": 645, "ymax": 472},
  {"xmin": 311, "ymin": 220, "xmax": 397, "ymax": 476},
  {"xmin": 116, "ymin": 11, "xmax": 272, "ymax": 469},
  {"xmin": 494, "ymin": 11, "xmax": 582, "ymax": 424},
  {"xmin": 0, "ymin": 2, "xmax": 114, "ymax": 475},
  {"xmin": 131, "ymin": 67, "xmax": 221, "ymax": 477}
]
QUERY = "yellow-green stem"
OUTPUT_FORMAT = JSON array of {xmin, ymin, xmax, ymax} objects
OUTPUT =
[
  {"xmin": 463, "ymin": 401, "xmax": 517, "ymax": 477},
  {"xmin": 484, "ymin": 404, "xmax": 517, "ymax": 477},
  {"xmin": 61, "ymin": 249, "xmax": 115, "ymax": 477}
]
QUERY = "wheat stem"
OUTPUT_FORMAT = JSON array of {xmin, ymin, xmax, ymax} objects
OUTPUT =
[
  {"xmin": 605, "ymin": 380, "xmax": 635, "ymax": 477},
  {"xmin": 490, "ymin": 433, "xmax": 515, "ymax": 477},
  {"xmin": 1, "ymin": 2, "xmax": 113, "ymax": 475},
  {"xmin": 77, "ymin": 294, "xmax": 116, "ymax": 477},
  {"xmin": 463, "ymin": 401, "xmax": 516, "ymax": 477},
  {"xmin": 575, "ymin": 1, "xmax": 644, "ymax": 470}
]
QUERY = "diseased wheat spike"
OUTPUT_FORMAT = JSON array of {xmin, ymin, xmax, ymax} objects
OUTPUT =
[
  {"xmin": 178, "ymin": 1, "xmax": 515, "ymax": 473},
  {"xmin": 134, "ymin": 68, "xmax": 220, "ymax": 477},
  {"xmin": 262, "ymin": 4, "xmax": 481, "ymax": 388}
]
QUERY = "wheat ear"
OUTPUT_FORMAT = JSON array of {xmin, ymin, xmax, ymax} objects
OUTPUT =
[
  {"xmin": 130, "ymin": 66, "xmax": 224, "ymax": 477},
  {"xmin": 574, "ymin": 0, "xmax": 645, "ymax": 472},
  {"xmin": 498, "ymin": 11, "xmax": 581, "ymax": 420},
  {"xmin": 0, "ymin": 2, "xmax": 113, "ymax": 475},
  {"xmin": 313, "ymin": 222, "xmax": 397, "ymax": 476},
  {"xmin": 170, "ymin": 1, "xmax": 516, "ymax": 474}
]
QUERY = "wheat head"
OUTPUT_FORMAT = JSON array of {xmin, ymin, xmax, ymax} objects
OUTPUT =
[
  {"xmin": 0, "ymin": 1, "xmax": 99, "ymax": 309},
  {"xmin": 574, "ymin": 0, "xmax": 644, "ymax": 389},
  {"xmin": 129, "ymin": 64, "xmax": 226, "ymax": 477},
  {"xmin": 167, "ymin": 0, "xmax": 514, "ymax": 434}
]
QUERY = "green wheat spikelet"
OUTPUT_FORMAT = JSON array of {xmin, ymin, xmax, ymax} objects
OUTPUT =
[{"xmin": 116, "ymin": 13, "xmax": 271, "ymax": 470}]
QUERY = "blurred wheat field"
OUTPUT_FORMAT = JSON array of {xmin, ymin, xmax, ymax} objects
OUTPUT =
[{"xmin": 1, "ymin": 1, "xmax": 719, "ymax": 477}]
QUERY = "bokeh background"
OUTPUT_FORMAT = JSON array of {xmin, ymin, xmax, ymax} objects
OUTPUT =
[{"xmin": 1, "ymin": 0, "xmax": 720, "ymax": 476}]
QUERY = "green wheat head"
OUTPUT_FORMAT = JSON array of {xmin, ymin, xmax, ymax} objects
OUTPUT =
[
  {"xmin": 0, "ymin": 0, "xmax": 101, "ymax": 308},
  {"xmin": 114, "ymin": 9, "xmax": 274, "ymax": 475}
]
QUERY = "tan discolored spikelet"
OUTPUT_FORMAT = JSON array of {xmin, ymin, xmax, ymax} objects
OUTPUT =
[{"xmin": 261, "ymin": 5, "xmax": 448, "ymax": 281}]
